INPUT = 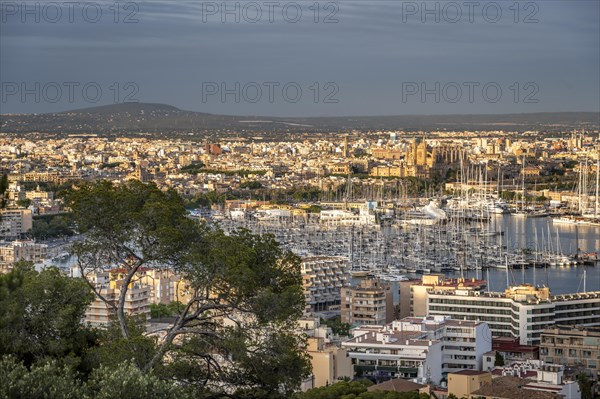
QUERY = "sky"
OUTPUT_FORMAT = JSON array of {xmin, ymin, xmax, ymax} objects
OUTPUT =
[{"xmin": 1, "ymin": 0, "xmax": 599, "ymax": 116}]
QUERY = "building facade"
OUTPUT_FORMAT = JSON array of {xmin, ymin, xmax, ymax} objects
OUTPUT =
[
  {"xmin": 84, "ymin": 271, "xmax": 151, "ymax": 327},
  {"xmin": 0, "ymin": 208, "xmax": 32, "ymax": 239},
  {"xmin": 301, "ymin": 256, "xmax": 350, "ymax": 314},
  {"xmin": 341, "ymin": 315, "xmax": 492, "ymax": 384},
  {"xmin": 417, "ymin": 279, "xmax": 600, "ymax": 345},
  {"xmin": 0, "ymin": 239, "xmax": 47, "ymax": 272},
  {"xmin": 540, "ymin": 326, "xmax": 600, "ymax": 379},
  {"xmin": 341, "ymin": 279, "xmax": 393, "ymax": 326}
]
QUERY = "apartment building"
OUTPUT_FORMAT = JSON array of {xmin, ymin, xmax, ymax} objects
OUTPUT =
[
  {"xmin": 413, "ymin": 275, "xmax": 600, "ymax": 345},
  {"xmin": 341, "ymin": 315, "xmax": 491, "ymax": 384},
  {"xmin": 341, "ymin": 279, "xmax": 393, "ymax": 326},
  {"xmin": 85, "ymin": 271, "xmax": 151, "ymax": 327},
  {"xmin": 306, "ymin": 336, "xmax": 353, "ymax": 388},
  {"xmin": 301, "ymin": 256, "xmax": 350, "ymax": 314},
  {"xmin": 5, "ymin": 182, "xmax": 26, "ymax": 206},
  {"xmin": 139, "ymin": 268, "xmax": 180, "ymax": 304},
  {"xmin": 409, "ymin": 274, "xmax": 487, "ymax": 317},
  {"xmin": 0, "ymin": 240, "xmax": 47, "ymax": 272},
  {"xmin": 0, "ymin": 208, "xmax": 33, "ymax": 239},
  {"xmin": 540, "ymin": 326, "xmax": 600, "ymax": 379},
  {"xmin": 107, "ymin": 266, "xmax": 186, "ymax": 305}
]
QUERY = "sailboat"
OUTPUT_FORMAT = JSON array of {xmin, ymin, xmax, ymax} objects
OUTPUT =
[
  {"xmin": 513, "ymin": 156, "xmax": 527, "ymax": 217},
  {"xmin": 581, "ymin": 143, "xmax": 600, "ymax": 224},
  {"xmin": 553, "ymin": 145, "xmax": 600, "ymax": 226}
]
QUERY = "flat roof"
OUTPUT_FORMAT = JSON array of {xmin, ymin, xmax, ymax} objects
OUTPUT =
[{"xmin": 451, "ymin": 370, "xmax": 489, "ymax": 376}]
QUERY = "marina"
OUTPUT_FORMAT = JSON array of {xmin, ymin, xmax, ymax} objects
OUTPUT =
[{"xmin": 214, "ymin": 208, "xmax": 600, "ymax": 294}]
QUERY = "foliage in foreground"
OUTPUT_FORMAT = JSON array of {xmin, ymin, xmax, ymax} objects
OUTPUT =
[
  {"xmin": 0, "ymin": 262, "xmax": 95, "ymax": 367},
  {"xmin": 294, "ymin": 380, "xmax": 430, "ymax": 399},
  {"xmin": 57, "ymin": 181, "xmax": 310, "ymax": 397},
  {"xmin": 0, "ymin": 357, "xmax": 200, "ymax": 399},
  {"xmin": 2, "ymin": 180, "xmax": 311, "ymax": 398}
]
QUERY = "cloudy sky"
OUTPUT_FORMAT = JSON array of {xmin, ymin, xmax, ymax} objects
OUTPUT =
[{"xmin": 1, "ymin": 0, "xmax": 599, "ymax": 116}]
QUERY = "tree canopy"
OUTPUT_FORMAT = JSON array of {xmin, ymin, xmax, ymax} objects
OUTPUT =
[
  {"xmin": 0, "ymin": 262, "xmax": 95, "ymax": 366},
  {"xmin": 0, "ymin": 181, "xmax": 310, "ymax": 397},
  {"xmin": 61, "ymin": 180, "xmax": 310, "ymax": 396},
  {"xmin": 294, "ymin": 380, "xmax": 430, "ymax": 399}
]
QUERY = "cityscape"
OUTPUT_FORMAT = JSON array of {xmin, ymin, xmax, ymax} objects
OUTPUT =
[{"xmin": 1, "ymin": 1, "xmax": 600, "ymax": 399}]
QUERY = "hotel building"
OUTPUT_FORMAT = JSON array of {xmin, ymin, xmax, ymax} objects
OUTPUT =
[
  {"xmin": 415, "ymin": 276, "xmax": 600, "ymax": 345},
  {"xmin": 341, "ymin": 315, "xmax": 491, "ymax": 384},
  {"xmin": 301, "ymin": 256, "xmax": 350, "ymax": 314}
]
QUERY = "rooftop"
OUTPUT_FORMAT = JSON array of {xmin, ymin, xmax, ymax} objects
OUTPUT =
[
  {"xmin": 367, "ymin": 378, "xmax": 426, "ymax": 392},
  {"xmin": 471, "ymin": 376, "xmax": 562, "ymax": 399},
  {"xmin": 451, "ymin": 370, "xmax": 490, "ymax": 376}
]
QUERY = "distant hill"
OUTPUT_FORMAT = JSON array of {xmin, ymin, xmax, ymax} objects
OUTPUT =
[
  {"xmin": 61, "ymin": 102, "xmax": 185, "ymax": 116},
  {"xmin": 1, "ymin": 102, "xmax": 598, "ymax": 136}
]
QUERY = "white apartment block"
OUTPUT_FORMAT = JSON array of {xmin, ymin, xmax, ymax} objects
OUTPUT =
[
  {"xmin": 301, "ymin": 256, "xmax": 350, "ymax": 314},
  {"xmin": 341, "ymin": 315, "xmax": 491, "ymax": 385},
  {"xmin": 426, "ymin": 284, "xmax": 600, "ymax": 346}
]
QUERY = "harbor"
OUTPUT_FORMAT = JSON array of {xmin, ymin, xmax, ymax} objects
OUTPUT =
[{"xmin": 214, "ymin": 208, "xmax": 600, "ymax": 294}]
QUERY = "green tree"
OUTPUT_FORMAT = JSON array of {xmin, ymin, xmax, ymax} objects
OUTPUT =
[
  {"xmin": 86, "ymin": 360, "xmax": 198, "ymax": 399},
  {"xmin": 151, "ymin": 228, "xmax": 311, "ymax": 395},
  {"xmin": 577, "ymin": 372, "xmax": 593, "ymax": 399},
  {"xmin": 294, "ymin": 380, "xmax": 430, "ymax": 399},
  {"xmin": 67, "ymin": 181, "xmax": 310, "ymax": 394},
  {"xmin": 31, "ymin": 214, "xmax": 75, "ymax": 240},
  {"xmin": 0, "ymin": 174, "xmax": 8, "ymax": 208},
  {"xmin": 180, "ymin": 162, "xmax": 206, "ymax": 174},
  {"xmin": 289, "ymin": 186, "xmax": 322, "ymax": 202},
  {"xmin": 66, "ymin": 180, "xmax": 198, "ymax": 339},
  {"xmin": 0, "ymin": 356, "xmax": 201, "ymax": 399},
  {"xmin": 0, "ymin": 356, "xmax": 84, "ymax": 399},
  {"xmin": 0, "ymin": 262, "xmax": 95, "ymax": 366},
  {"xmin": 88, "ymin": 315, "xmax": 157, "ymax": 372},
  {"xmin": 353, "ymin": 148, "xmax": 368, "ymax": 158},
  {"xmin": 193, "ymin": 190, "xmax": 227, "ymax": 207},
  {"xmin": 320, "ymin": 317, "xmax": 351, "ymax": 337},
  {"xmin": 306, "ymin": 205, "xmax": 323, "ymax": 214},
  {"xmin": 240, "ymin": 180, "xmax": 263, "ymax": 190},
  {"xmin": 150, "ymin": 301, "xmax": 183, "ymax": 319},
  {"xmin": 16, "ymin": 198, "xmax": 31, "ymax": 208},
  {"xmin": 494, "ymin": 351, "xmax": 505, "ymax": 367}
]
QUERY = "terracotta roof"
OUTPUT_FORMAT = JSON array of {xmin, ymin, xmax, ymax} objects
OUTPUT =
[{"xmin": 367, "ymin": 378, "xmax": 426, "ymax": 393}]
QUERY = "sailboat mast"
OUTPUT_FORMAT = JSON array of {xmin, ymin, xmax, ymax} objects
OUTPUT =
[
  {"xmin": 505, "ymin": 255, "xmax": 509, "ymax": 289},
  {"xmin": 522, "ymin": 155, "xmax": 526, "ymax": 212},
  {"xmin": 595, "ymin": 143, "xmax": 599, "ymax": 217}
]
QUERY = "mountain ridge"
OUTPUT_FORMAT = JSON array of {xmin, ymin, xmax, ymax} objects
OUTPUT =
[{"xmin": 2, "ymin": 102, "xmax": 598, "ymax": 135}]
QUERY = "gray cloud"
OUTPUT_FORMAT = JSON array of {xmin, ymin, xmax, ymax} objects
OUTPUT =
[{"xmin": 1, "ymin": 0, "xmax": 598, "ymax": 116}]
